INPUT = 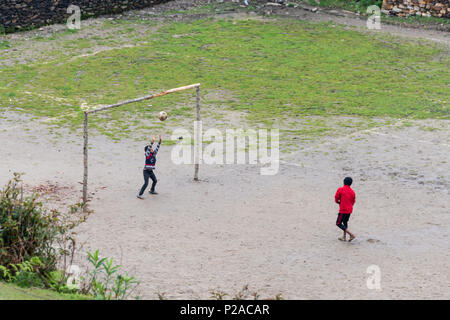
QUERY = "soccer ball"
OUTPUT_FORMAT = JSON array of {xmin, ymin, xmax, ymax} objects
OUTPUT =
[{"xmin": 158, "ymin": 111, "xmax": 168, "ymax": 121}]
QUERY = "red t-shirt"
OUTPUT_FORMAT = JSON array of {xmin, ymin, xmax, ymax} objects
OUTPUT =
[{"xmin": 335, "ymin": 185, "xmax": 356, "ymax": 214}]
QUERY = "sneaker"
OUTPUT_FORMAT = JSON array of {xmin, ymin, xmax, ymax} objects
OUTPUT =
[
  {"xmin": 137, "ymin": 195, "xmax": 144, "ymax": 199},
  {"xmin": 149, "ymin": 191, "xmax": 158, "ymax": 195}
]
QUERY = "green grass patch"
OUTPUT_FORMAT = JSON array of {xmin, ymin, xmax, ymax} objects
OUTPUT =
[
  {"xmin": 0, "ymin": 17, "xmax": 448, "ymax": 138},
  {"xmin": 381, "ymin": 14, "xmax": 450, "ymax": 26},
  {"xmin": 0, "ymin": 282, "xmax": 89, "ymax": 300}
]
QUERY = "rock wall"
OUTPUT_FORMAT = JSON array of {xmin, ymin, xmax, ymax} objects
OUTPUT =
[
  {"xmin": 382, "ymin": 0, "xmax": 449, "ymax": 18},
  {"xmin": 0, "ymin": 0, "xmax": 171, "ymax": 32}
]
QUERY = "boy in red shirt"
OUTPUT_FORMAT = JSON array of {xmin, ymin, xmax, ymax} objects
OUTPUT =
[{"xmin": 335, "ymin": 177, "xmax": 356, "ymax": 242}]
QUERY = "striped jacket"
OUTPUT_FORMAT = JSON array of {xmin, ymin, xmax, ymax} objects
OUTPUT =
[{"xmin": 144, "ymin": 141, "xmax": 161, "ymax": 170}]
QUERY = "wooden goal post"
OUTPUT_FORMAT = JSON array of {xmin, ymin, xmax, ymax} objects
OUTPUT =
[{"xmin": 82, "ymin": 83, "xmax": 201, "ymax": 205}]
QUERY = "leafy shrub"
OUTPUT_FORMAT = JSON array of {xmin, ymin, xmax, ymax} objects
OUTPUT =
[
  {"xmin": 79, "ymin": 249, "xmax": 139, "ymax": 300},
  {"xmin": 0, "ymin": 257, "xmax": 45, "ymax": 288},
  {"xmin": 0, "ymin": 41, "xmax": 10, "ymax": 49},
  {"xmin": 0, "ymin": 174, "xmax": 58, "ymax": 270},
  {"xmin": 0, "ymin": 174, "xmax": 88, "ymax": 289},
  {"xmin": 0, "ymin": 175, "xmax": 138, "ymax": 299}
]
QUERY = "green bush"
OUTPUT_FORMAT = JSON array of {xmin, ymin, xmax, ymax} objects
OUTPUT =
[
  {"xmin": 80, "ymin": 249, "xmax": 139, "ymax": 300},
  {"xmin": 301, "ymin": 0, "xmax": 382, "ymax": 12},
  {"xmin": 0, "ymin": 173, "xmax": 88, "ymax": 289},
  {"xmin": 0, "ymin": 174, "xmax": 58, "ymax": 271},
  {"xmin": 0, "ymin": 174, "xmax": 138, "ymax": 299},
  {"xmin": 0, "ymin": 41, "xmax": 10, "ymax": 49},
  {"xmin": 0, "ymin": 257, "xmax": 45, "ymax": 288}
]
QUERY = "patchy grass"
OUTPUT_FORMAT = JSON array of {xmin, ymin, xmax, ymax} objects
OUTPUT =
[
  {"xmin": 0, "ymin": 282, "xmax": 90, "ymax": 300},
  {"xmin": 0, "ymin": 17, "xmax": 448, "ymax": 141},
  {"xmin": 381, "ymin": 14, "xmax": 450, "ymax": 27}
]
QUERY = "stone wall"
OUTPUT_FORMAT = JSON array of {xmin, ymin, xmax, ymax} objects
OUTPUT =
[
  {"xmin": 0, "ymin": 0, "xmax": 171, "ymax": 32},
  {"xmin": 382, "ymin": 0, "xmax": 449, "ymax": 18}
]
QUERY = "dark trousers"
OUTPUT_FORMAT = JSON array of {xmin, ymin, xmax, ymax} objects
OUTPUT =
[
  {"xmin": 139, "ymin": 169, "xmax": 157, "ymax": 196},
  {"xmin": 336, "ymin": 213, "xmax": 351, "ymax": 231}
]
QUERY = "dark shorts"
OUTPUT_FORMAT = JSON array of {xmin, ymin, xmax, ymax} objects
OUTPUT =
[{"xmin": 336, "ymin": 213, "xmax": 351, "ymax": 231}]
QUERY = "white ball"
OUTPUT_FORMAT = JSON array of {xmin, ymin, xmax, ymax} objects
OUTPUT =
[{"xmin": 158, "ymin": 111, "xmax": 167, "ymax": 121}]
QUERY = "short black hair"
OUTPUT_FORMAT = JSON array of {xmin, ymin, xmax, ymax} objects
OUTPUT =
[{"xmin": 344, "ymin": 177, "xmax": 353, "ymax": 186}]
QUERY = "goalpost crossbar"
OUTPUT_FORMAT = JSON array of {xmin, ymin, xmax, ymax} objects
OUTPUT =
[{"xmin": 85, "ymin": 83, "xmax": 200, "ymax": 114}]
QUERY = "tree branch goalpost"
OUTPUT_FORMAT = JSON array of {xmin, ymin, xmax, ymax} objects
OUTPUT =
[{"xmin": 82, "ymin": 83, "xmax": 201, "ymax": 205}]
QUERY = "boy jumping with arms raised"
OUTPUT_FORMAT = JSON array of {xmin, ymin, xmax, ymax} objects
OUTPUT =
[
  {"xmin": 335, "ymin": 177, "xmax": 356, "ymax": 242},
  {"xmin": 137, "ymin": 135, "xmax": 161, "ymax": 199}
]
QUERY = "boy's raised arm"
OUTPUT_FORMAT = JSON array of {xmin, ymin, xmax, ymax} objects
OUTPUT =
[
  {"xmin": 145, "ymin": 137, "xmax": 156, "ymax": 156},
  {"xmin": 154, "ymin": 136, "xmax": 162, "ymax": 154}
]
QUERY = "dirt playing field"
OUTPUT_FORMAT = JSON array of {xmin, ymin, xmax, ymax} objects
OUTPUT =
[
  {"xmin": 1, "ymin": 0, "xmax": 449, "ymax": 300},
  {"xmin": 1, "ymin": 111, "xmax": 449, "ymax": 299}
]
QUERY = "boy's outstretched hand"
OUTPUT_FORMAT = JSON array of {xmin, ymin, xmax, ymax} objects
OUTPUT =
[{"xmin": 159, "ymin": 135, "xmax": 162, "ymax": 143}]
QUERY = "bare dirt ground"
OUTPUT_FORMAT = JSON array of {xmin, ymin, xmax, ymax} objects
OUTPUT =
[
  {"xmin": 1, "ymin": 0, "xmax": 449, "ymax": 300},
  {"xmin": 1, "ymin": 111, "xmax": 449, "ymax": 299}
]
